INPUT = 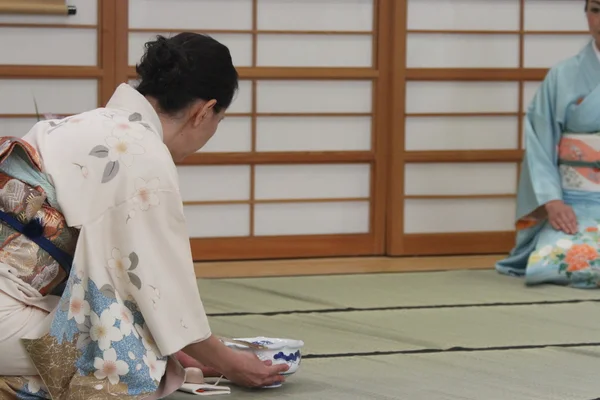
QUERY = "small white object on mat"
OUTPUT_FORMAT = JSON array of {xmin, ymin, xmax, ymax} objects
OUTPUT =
[
  {"xmin": 178, "ymin": 383, "xmax": 231, "ymax": 396},
  {"xmin": 178, "ymin": 367, "xmax": 230, "ymax": 396}
]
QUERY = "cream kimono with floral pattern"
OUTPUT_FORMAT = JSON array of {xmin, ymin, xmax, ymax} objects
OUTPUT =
[{"xmin": 4, "ymin": 84, "xmax": 211, "ymax": 399}]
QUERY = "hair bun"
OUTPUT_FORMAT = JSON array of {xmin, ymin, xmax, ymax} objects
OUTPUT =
[
  {"xmin": 135, "ymin": 32, "xmax": 239, "ymax": 114},
  {"xmin": 136, "ymin": 35, "xmax": 189, "ymax": 92}
]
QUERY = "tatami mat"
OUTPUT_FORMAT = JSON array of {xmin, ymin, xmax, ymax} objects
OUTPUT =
[
  {"xmin": 168, "ymin": 269, "xmax": 600, "ymax": 399},
  {"xmin": 208, "ymin": 303, "xmax": 600, "ymax": 355},
  {"xmin": 170, "ymin": 347, "xmax": 600, "ymax": 400},
  {"xmin": 198, "ymin": 270, "xmax": 600, "ymax": 314}
]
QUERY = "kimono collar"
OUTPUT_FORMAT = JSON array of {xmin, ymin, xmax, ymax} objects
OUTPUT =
[
  {"xmin": 594, "ymin": 40, "xmax": 600, "ymax": 64},
  {"xmin": 105, "ymin": 83, "xmax": 164, "ymax": 140}
]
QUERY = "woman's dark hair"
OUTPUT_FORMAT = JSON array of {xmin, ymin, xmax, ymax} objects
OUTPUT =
[{"xmin": 135, "ymin": 32, "xmax": 238, "ymax": 115}]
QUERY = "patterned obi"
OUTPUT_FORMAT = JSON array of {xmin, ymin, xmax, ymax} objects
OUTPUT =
[
  {"xmin": 0, "ymin": 137, "xmax": 79, "ymax": 296},
  {"xmin": 558, "ymin": 133, "xmax": 600, "ymax": 192}
]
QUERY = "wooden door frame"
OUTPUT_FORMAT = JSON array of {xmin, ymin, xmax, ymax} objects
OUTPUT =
[{"xmin": 385, "ymin": 0, "xmax": 553, "ymax": 257}]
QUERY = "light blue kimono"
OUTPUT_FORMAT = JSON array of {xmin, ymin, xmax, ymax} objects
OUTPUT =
[{"xmin": 496, "ymin": 40, "xmax": 600, "ymax": 288}]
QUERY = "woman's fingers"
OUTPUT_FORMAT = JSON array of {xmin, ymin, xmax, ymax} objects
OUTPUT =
[
  {"xmin": 549, "ymin": 205, "xmax": 578, "ymax": 234},
  {"xmin": 558, "ymin": 210, "xmax": 577, "ymax": 234}
]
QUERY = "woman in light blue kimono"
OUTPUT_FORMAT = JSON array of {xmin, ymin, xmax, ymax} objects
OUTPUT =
[{"xmin": 497, "ymin": 0, "xmax": 600, "ymax": 288}]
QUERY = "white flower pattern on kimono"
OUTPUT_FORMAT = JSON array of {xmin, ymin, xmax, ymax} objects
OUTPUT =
[
  {"xmin": 107, "ymin": 248, "xmax": 131, "ymax": 282},
  {"xmin": 76, "ymin": 321, "xmax": 91, "ymax": 350},
  {"xmin": 105, "ymin": 135, "xmax": 145, "ymax": 167},
  {"xmin": 133, "ymin": 177, "xmax": 160, "ymax": 211},
  {"xmin": 149, "ymin": 285, "xmax": 161, "ymax": 310},
  {"xmin": 135, "ymin": 323, "xmax": 160, "ymax": 355},
  {"xmin": 90, "ymin": 310, "xmax": 123, "ymax": 351},
  {"xmin": 557, "ymin": 239, "xmax": 574, "ymax": 250},
  {"xmin": 109, "ymin": 300, "xmax": 137, "ymax": 337},
  {"xmin": 26, "ymin": 376, "xmax": 45, "ymax": 394},
  {"xmin": 93, "ymin": 348, "xmax": 130, "ymax": 385},
  {"xmin": 68, "ymin": 284, "xmax": 90, "ymax": 324},
  {"xmin": 143, "ymin": 349, "xmax": 167, "ymax": 383},
  {"xmin": 111, "ymin": 117, "xmax": 146, "ymax": 141}
]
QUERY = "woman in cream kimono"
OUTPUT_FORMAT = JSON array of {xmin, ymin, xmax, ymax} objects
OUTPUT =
[
  {"xmin": 0, "ymin": 33, "xmax": 288, "ymax": 399},
  {"xmin": 497, "ymin": 1, "xmax": 600, "ymax": 289}
]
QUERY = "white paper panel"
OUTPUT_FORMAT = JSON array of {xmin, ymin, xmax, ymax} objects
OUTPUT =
[
  {"xmin": 406, "ymin": 82, "xmax": 519, "ymax": 114},
  {"xmin": 177, "ymin": 166, "xmax": 250, "ymax": 201},
  {"xmin": 184, "ymin": 204, "xmax": 250, "ymax": 238},
  {"xmin": 404, "ymin": 198, "xmax": 516, "ymax": 233},
  {"xmin": 0, "ymin": 28, "xmax": 96, "ymax": 66},
  {"xmin": 405, "ymin": 116, "xmax": 519, "ymax": 150},
  {"xmin": 129, "ymin": 0, "xmax": 252, "ymax": 30},
  {"xmin": 257, "ymin": 0, "xmax": 373, "ymax": 31},
  {"xmin": 199, "ymin": 117, "xmax": 252, "ymax": 153},
  {"xmin": 228, "ymin": 80, "xmax": 253, "ymax": 114},
  {"xmin": 405, "ymin": 163, "xmax": 518, "ymax": 195},
  {"xmin": 257, "ymin": 35, "xmax": 372, "ymax": 67},
  {"xmin": 524, "ymin": 35, "xmax": 590, "ymax": 68},
  {"xmin": 0, "ymin": 79, "xmax": 97, "ymax": 114},
  {"xmin": 256, "ymin": 116, "xmax": 372, "ymax": 151},
  {"xmin": 255, "ymin": 201, "xmax": 369, "ymax": 235},
  {"xmin": 0, "ymin": 118, "xmax": 37, "ymax": 138},
  {"xmin": 0, "ymin": 0, "xmax": 97, "ymax": 24},
  {"xmin": 522, "ymin": 81, "xmax": 542, "ymax": 112},
  {"xmin": 407, "ymin": 0, "xmax": 520, "ymax": 31},
  {"xmin": 255, "ymin": 164, "xmax": 370, "ymax": 200},
  {"xmin": 524, "ymin": 0, "xmax": 588, "ymax": 31},
  {"xmin": 257, "ymin": 81, "xmax": 372, "ymax": 113},
  {"xmin": 128, "ymin": 32, "xmax": 252, "ymax": 67},
  {"xmin": 406, "ymin": 34, "xmax": 519, "ymax": 68}
]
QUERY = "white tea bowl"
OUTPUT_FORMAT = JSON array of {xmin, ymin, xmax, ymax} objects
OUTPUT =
[{"xmin": 224, "ymin": 336, "xmax": 304, "ymax": 376}]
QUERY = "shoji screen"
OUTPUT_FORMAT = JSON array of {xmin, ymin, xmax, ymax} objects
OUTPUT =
[
  {"xmin": 387, "ymin": 0, "xmax": 590, "ymax": 256},
  {"xmin": 0, "ymin": 0, "xmax": 113, "ymax": 138},
  {"xmin": 522, "ymin": 0, "xmax": 589, "ymax": 148},
  {"xmin": 122, "ymin": 0, "xmax": 390, "ymax": 261}
]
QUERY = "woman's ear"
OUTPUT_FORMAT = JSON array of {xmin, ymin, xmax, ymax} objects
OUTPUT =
[{"xmin": 193, "ymin": 100, "xmax": 217, "ymax": 127}]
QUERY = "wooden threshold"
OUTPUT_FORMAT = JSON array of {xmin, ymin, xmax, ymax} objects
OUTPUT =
[
  {"xmin": 190, "ymin": 234, "xmax": 376, "ymax": 261},
  {"xmin": 194, "ymin": 254, "xmax": 504, "ymax": 279},
  {"xmin": 401, "ymin": 231, "xmax": 516, "ymax": 256}
]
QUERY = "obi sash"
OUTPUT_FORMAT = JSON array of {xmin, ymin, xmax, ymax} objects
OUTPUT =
[
  {"xmin": 557, "ymin": 133, "xmax": 600, "ymax": 193},
  {"xmin": 0, "ymin": 137, "xmax": 79, "ymax": 296}
]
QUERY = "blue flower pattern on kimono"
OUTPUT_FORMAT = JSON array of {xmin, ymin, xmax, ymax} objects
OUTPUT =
[{"xmin": 48, "ymin": 264, "xmax": 167, "ymax": 396}]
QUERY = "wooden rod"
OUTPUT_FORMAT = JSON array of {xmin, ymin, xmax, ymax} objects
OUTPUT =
[{"xmin": 0, "ymin": 3, "xmax": 76, "ymax": 15}]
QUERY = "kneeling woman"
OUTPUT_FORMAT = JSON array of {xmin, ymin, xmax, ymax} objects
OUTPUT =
[
  {"xmin": 497, "ymin": 1, "xmax": 600, "ymax": 289},
  {"xmin": 0, "ymin": 33, "xmax": 287, "ymax": 399}
]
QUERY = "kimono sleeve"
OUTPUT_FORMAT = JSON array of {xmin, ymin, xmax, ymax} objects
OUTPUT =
[
  {"xmin": 74, "ymin": 183, "xmax": 212, "ymax": 357},
  {"xmin": 519, "ymin": 69, "xmax": 564, "ymax": 215}
]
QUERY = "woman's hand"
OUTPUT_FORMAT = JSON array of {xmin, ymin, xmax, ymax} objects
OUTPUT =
[
  {"xmin": 545, "ymin": 200, "xmax": 578, "ymax": 234},
  {"xmin": 219, "ymin": 350, "xmax": 289, "ymax": 388},
  {"xmin": 183, "ymin": 335, "xmax": 289, "ymax": 388}
]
